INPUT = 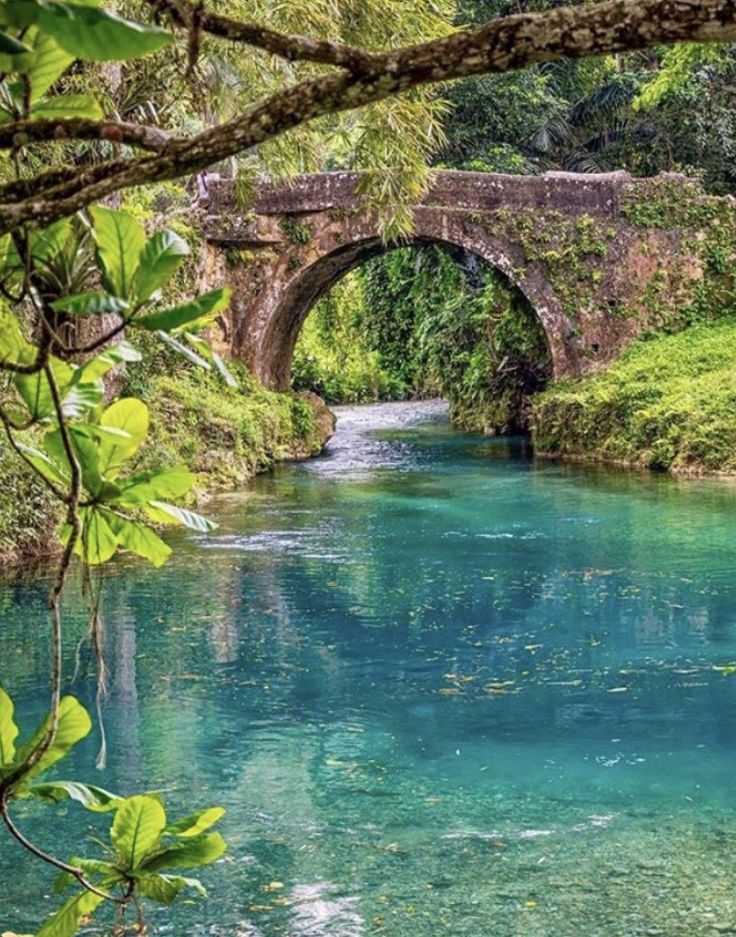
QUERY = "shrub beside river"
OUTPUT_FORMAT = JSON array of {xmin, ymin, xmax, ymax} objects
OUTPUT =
[{"xmin": 531, "ymin": 318, "xmax": 736, "ymax": 474}]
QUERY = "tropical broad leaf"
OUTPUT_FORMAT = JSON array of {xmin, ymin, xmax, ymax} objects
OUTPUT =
[
  {"xmin": 51, "ymin": 291, "xmax": 129, "ymax": 317},
  {"xmin": 143, "ymin": 831, "xmax": 227, "ymax": 872},
  {"xmin": 35, "ymin": 888, "xmax": 105, "ymax": 937},
  {"xmin": 145, "ymin": 501, "xmax": 218, "ymax": 533},
  {"xmin": 15, "ymin": 443, "xmax": 69, "ymax": 488},
  {"xmin": 30, "ymin": 93, "xmax": 103, "ymax": 120},
  {"xmin": 0, "ymin": 29, "xmax": 33, "ymax": 72},
  {"xmin": 28, "ymin": 218, "xmax": 73, "ymax": 262},
  {"xmin": 111, "ymin": 795, "xmax": 167, "ymax": 871},
  {"xmin": 0, "ymin": 687, "xmax": 19, "ymax": 767},
  {"xmin": 16, "ymin": 696, "xmax": 92, "ymax": 782},
  {"xmin": 137, "ymin": 872, "xmax": 206, "ymax": 904},
  {"xmin": 53, "ymin": 857, "xmax": 122, "ymax": 895},
  {"xmin": 43, "ymin": 427, "xmax": 104, "ymax": 498},
  {"xmin": 0, "ymin": 307, "xmax": 35, "ymax": 366},
  {"xmin": 14, "ymin": 357, "xmax": 103, "ymax": 420},
  {"xmin": 134, "ymin": 229, "xmax": 190, "ymax": 301},
  {"xmin": 23, "ymin": 28, "xmax": 73, "ymax": 101},
  {"xmin": 96, "ymin": 397, "xmax": 149, "ymax": 476},
  {"xmin": 35, "ymin": 2, "xmax": 173, "ymax": 62},
  {"xmin": 73, "ymin": 340, "xmax": 141, "ymax": 383},
  {"xmin": 89, "ymin": 205, "xmax": 145, "ymax": 297},
  {"xmin": 166, "ymin": 806, "xmax": 225, "ymax": 838},
  {"xmin": 135, "ymin": 287, "xmax": 232, "ymax": 332},
  {"xmin": 105, "ymin": 512, "xmax": 171, "ymax": 568},
  {"xmin": 13, "ymin": 357, "xmax": 73, "ymax": 419},
  {"xmin": 28, "ymin": 780, "xmax": 121, "ymax": 812},
  {"xmin": 77, "ymin": 506, "xmax": 118, "ymax": 564},
  {"xmin": 114, "ymin": 465, "xmax": 194, "ymax": 506}
]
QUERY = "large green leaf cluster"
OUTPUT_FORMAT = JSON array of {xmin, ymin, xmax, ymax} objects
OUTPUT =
[{"xmin": 0, "ymin": 688, "xmax": 226, "ymax": 937}]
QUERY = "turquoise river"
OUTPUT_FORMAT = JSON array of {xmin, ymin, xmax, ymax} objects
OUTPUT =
[{"xmin": 2, "ymin": 401, "xmax": 736, "ymax": 936}]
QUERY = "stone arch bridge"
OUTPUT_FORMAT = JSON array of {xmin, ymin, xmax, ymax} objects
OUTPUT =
[{"xmin": 199, "ymin": 170, "xmax": 734, "ymax": 391}]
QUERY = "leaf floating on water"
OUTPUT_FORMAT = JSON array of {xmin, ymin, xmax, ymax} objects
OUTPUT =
[
  {"xmin": 607, "ymin": 687, "xmax": 630, "ymax": 693},
  {"xmin": 261, "ymin": 882, "xmax": 284, "ymax": 892},
  {"xmin": 713, "ymin": 664, "xmax": 736, "ymax": 676}
]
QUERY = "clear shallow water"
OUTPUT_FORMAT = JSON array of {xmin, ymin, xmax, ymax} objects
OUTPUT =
[{"xmin": 2, "ymin": 401, "xmax": 736, "ymax": 935}]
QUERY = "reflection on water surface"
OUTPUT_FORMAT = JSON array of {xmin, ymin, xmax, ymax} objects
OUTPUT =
[{"xmin": 2, "ymin": 400, "xmax": 736, "ymax": 935}]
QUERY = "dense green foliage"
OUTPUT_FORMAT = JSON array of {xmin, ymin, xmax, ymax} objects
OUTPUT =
[
  {"xmin": 292, "ymin": 276, "xmax": 404, "ymax": 403},
  {"xmin": 531, "ymin": 318, "xmax": 736, "ymax": 473},
  {"xmin": 0, "ymin": 440, "xmax": 59, "ymax": 562},
  {"xmin": 449, "ymin": 2, "xmax": 736, "ymax": 193},
  {"xmin": 293, "ymin": 245, "xmax": 551, "ymax": 433},
  {"xmin": 126, "ymin": 340, "xmax": 327, "ymax": 489}
]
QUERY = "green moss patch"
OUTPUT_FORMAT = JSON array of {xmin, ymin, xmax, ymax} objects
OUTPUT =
[{"xmin": 531, "ymin": 317, "xmax": 736, "ymax": 474}]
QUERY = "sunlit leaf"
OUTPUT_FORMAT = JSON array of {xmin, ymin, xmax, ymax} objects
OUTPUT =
[
  {"xmin": 105, "ymin": 512, "xmax": 171, "ymax": 567},
  {"xmin": 16, "ymin": 696, "xmax": 92, "ymax": 782},
  {"xmin": 112, "ymin": 794, "xmax": 167, "ymax": 871},
  {"xmin": 23, "ymin": 28, "xmax": 73, "ymax": 101},
  {"xmin": 0, "ymin": 687, "xmax": 19, "ymax": 767},
  {"xmin": 114, "ymin": 465, "xmax": 194, "ymax": 506},
  {"xmin": 73, "ymin": 340, "xmax": 141, "ymax": 383},
  {"xmin": 0, "ymin": 307, "xmax": 35, "ymax": 366},
  {"xmin": 166, "ymin": 806, "xmax": 225, "ymax": 838},
  {"xmin": 135, "ymin": 287, "xmax": 231, "ymax": 332},
  {"xmin": 51, "ymin": 291, "xmax": 129, "ymax": 317},
  {"xmin": 35, "ymin": 2, "xmax": 173, "ymax": 62},
  {"xmin": 143, "ymin": 831, "xmax": 226, "ymax": 872},
  {"xmin": 96, "ymin": 397, "xmax": 149, "ymax": 476},
  {"xmin": 43, "ymin": 427, "xmax": 104, "ymax": 497},
  {"xmin": 89, "ymin": 205, "xmax": 145, "ymax": 297},
  {"xmin": 145, "ymin": 501, "xmax": 218, "ymax": 533},
  {"xmin": 35, "ymin": 888, "xmax": 105, "ymax": 937},
  {"xmin": 77, "ymin": 506, "xmax": 118, "ymax": 564},
  {"xmin": 134, "ymin": 229, "xmax": 190, "ymax": 301},
  {"xmin": 13, "ymin": 357, "xmax": 74, "ymax": 420},
  {"xmin": 30, "ymin": 93, "xmax": 103, "ymax": 120}
]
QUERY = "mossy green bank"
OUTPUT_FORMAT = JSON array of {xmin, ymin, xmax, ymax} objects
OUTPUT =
[{"xmin": 531, "ymin": 318, "xmax": 736, "ymax": 474}]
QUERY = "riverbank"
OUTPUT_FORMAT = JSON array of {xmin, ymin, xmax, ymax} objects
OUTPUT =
[
  {"xmin": 530, "ymin": 317, "xmax": 736, "ymax": 475},
  {"xmin": 0, "ymin": 356, "xmax": 334, "ymax": 566}
]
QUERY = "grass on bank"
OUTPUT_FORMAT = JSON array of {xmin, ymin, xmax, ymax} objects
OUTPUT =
[
  {"xmin": 0, "ymin": 345, "xmax": 331, "ymax": 564},
  {"xmin": 124, "ymin": 342, "xmax": 330, "ymax": 491},
  {"xmin": 531, "ymin": 317, "xmax": 736, "ymax": 474}
]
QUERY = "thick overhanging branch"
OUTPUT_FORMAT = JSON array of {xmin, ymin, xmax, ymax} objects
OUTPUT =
[
  {"xmin": 0, "ymin": 117, "xmax": 175, "ymax": 152},
  {"xmin": 8, "ymin": 0, "xmax": 736, "ymax": 233}
]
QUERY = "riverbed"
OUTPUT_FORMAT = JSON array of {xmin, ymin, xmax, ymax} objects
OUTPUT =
[{"xmin": 2, "ymin": 400, "xmax": 736, "ymax": 935}]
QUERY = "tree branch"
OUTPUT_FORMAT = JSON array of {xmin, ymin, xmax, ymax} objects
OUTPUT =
[
  {"xmin": 0, "ymin": 117, "xmax": 176, "ymax": 152},
  {"xmin": 144, "ymin": 0, "xmax": 379, "ymax": 72},
  {"xmin": 8, "ymin": 0, "xmax": 736, "ymax": 232}
]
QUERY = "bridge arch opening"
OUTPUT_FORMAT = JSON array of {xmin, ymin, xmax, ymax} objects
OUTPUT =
[
  {"xmin": 278, "ymin": 237, "xmax": 554, "ymax": 435},
  {"xmin": 240, "ymin": 207, "xmax": 569, "ymax": 422}
]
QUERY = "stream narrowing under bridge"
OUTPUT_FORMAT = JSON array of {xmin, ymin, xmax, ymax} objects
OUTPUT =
[{"xmin": 2, "ymin": 400, "xmax": 736, "ymax": 935}]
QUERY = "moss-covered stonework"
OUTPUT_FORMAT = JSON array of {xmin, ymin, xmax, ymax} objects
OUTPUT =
[{"xmin": 200, "ymin": 170, "xmax": 736, "ymax": 392}]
